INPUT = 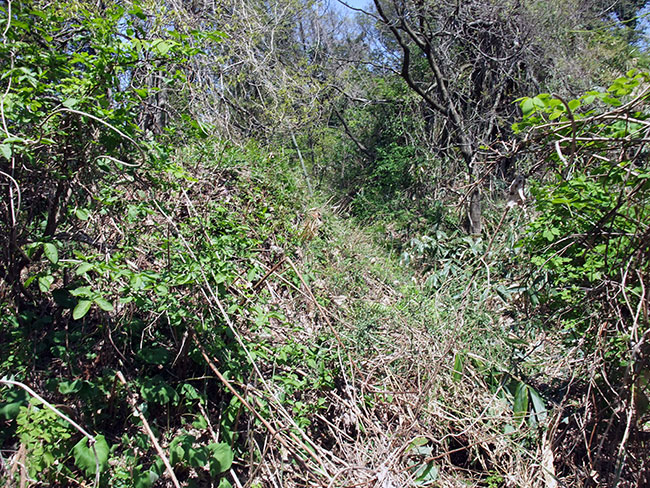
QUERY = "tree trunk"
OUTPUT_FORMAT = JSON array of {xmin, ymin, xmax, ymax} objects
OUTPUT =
[{"xmin": 468, "ymin": 188, "xmax": 481, "ymax": 235}]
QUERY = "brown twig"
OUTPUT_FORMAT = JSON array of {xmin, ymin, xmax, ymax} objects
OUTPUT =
[{"xmin": 114, "ymin": 371, "xmax": 181, "ymax": 488}]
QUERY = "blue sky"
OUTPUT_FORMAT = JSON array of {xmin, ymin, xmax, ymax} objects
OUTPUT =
[{"xmin": 335, "ymin": 0, "xmax": 372, "ymax": 13}]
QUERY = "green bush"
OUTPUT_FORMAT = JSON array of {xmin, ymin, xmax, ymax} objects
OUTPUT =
[{"xmin": 515, "ymin": 72, "xmax": 650, "ymax": 484}]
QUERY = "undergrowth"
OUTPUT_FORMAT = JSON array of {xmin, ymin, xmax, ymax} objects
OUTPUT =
[{"xmin": 1, "ymin": 131, "xmax": 555, "ymax": 487}]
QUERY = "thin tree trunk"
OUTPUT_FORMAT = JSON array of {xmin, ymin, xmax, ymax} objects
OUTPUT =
[{"xmin": 468, "ymin": 188, "xmax": 481, "ymax": 235}]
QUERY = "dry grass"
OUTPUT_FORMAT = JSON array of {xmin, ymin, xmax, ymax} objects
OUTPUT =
[{"xmin": 222, "ymin": 212, "xmax": 550, "ymax": 488}]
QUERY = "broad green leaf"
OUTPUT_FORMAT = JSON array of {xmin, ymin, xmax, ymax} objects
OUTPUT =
[
  {"xmin": 582, "ymin": 94, "xmax": 596, "ymax": 105},
  {"xmin": 187, "ymin": 446, "xmax": 208, "ymax": 467},
  {"xmin": 38, "ymin": 275, "xmax": 54, "ymax": 292},
  {"xmin": 70, "ymin": 286, "xmax": 92, "ymax": 297},
  {"xmin": 180, "ymin": 383, "xmax": 202, "ymax": 401},
  {"xmin": 0, "ymin": 144, "xmax": 11, "ymax": 159},
  {"xmin": 73, "ymin": 435, "xmax": 109, "ymax": 476},
  {"xmin": 529, "ymin": 387, "xmax": 547, "ymax": 425},
  {"xmin": 140, "ymin": 377, "xmax": 179, "ymax": 405},
  {"xmin": 602, "ymin": 96, "xmax": 622, "ymax": 107},
  {"xmin": 76, "ymin": 263, "xmax": 94, "ymax": 275},
  {"xmin": 137, "ymin": 347, "xmax": 170, "ymax": 365},
  {"xmin": 73, "ymin": 300, "xmax": 92, "ymax": 320},
  {"xmin": 94, "ymin": 297, "xmax": 114, "ymax": 312},
  {"xmin": 208, "ymin": 443, "xmax": 233, "ymax": 475},
  {"xmin": 75, "ymin": 208, "xmax": 90, "ymax": 220},
  {"xmin": 169, "ymin": 443, "xmax": 185, "ymax": 465},
  {"xmin": 153, "ymin": 39, "xmax": 174, "ymax": 55},
  {"xmin": 135, "ymin": 469, "xmax": 159, "ymax": 488},
  {"xmin": 520, "ymin": 98, "xmax": 534, "ymax": 116},
  {"xmin": 62, "ymin": 98, "xmax": 79, "ymax": 108},
  {"xmin": 0, "ymin": 388, "xmax": 28, "ymax": 419},
  {"xmin": 43, "ymin": 243, "xmax": 58, "ymax": 264},
  {"xmin": 532, "ymin": 96, "xmax": 545, "ymax": 109},
  {"xmin": 513, "ymin": 382, "xmax": 529, "ymax": 425},
  {"xmin": 192, "ymin": 415, "xmax": 208, "ymax": 429},
  {"xmin": 413, "ymin": 462, "xmax": 439, "ymax": 485}
]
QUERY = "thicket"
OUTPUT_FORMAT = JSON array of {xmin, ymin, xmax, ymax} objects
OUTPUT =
[
  {"xmin": 0, "ymin": 2, "xmax": 317, "ymax": 486},
  {"xmin": 1, "ymin": 0, "xmax": 650, "ymax": 487},
  {"xmin": 513, "ymin": 75, "xmax": 650, "ymax": 485}
]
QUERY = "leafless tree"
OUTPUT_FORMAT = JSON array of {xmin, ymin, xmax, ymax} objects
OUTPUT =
[
  {"xmin": 365, "ymin": 0, "xmax": 552, "ymax": 233},
  {"xmin": 361, "ymin": 0, "xmax": 635, "ymax": 233}
]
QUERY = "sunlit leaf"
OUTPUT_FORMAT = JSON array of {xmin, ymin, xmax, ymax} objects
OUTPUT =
[
  {"xmin": 94, "ymin": 297, "xmax": 114, "ymax": 312},
  {"xmin": 43, "ymin": 243, "xmax": 58, "ymax": 264},
  {"xmin": 73, "ymin": 300, "xmax": 92, "ymax": 320},
  {"xmin": 513, "ymin": 382, "xmax": 529, "ymax": 426},
  {"xmin": 73, "ymin": 435, "xmax": 109, "ymax": 476},
  {"xmin": 38, "ymin": 275, "xmax": 54, "ymax": 292}
]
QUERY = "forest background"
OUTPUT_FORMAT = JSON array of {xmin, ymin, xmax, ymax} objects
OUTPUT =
[{"xmin": 1, "ymin": 0, "xmax": 649, "ymax": 487}]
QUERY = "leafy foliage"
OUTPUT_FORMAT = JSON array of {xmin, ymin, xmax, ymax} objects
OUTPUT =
[
  {"xmin": 0, "ymin": 2, "xmax": 315, "ymax": 485},
  {"xmin": 515, "ymin": 72, "xmax": 650, "ymax": 485},
  {"xmin": 1, "ymin": 0, "xmax": 650, "ymax": 487}
]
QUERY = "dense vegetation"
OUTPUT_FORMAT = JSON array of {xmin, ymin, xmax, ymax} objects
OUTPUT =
[{"xmin": 1, "ymin": 0, "xmax": 649, "ymax": 487}]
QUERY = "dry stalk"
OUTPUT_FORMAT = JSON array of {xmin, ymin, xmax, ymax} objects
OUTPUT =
[{"xmin": 114, "ymin": 371, "xmax": 181, "ymax": 488}]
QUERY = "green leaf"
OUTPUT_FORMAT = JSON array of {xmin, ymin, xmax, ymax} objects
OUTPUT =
[
  {"xmin": 169, "ymin": 442, "xmax": 185, "ymax": 466},
  {"xmin": 452, "ymin": 353, "xmax": 463, "ymax": 382},
  {"xmin": 208, "ymin": 443, "xmax": 233, "ymax": 476},
  {"xmin": 407, "ymin": 437, "xmax": 429, "ymax": 450},
  {"xmin": 94, "ymin": 297, "xmax": 114, "ymax": 312},
  {"xmin": 129, "ymin": 5, "xmax": 147, "ymax": 19},
  {"xmin": 0, "ymin": 144, "xmax": 11, "ymax": 159},
  {"xmin": 70, "ymin": 286, "xmax": 92, "ymax": 297},
  {"xmin": 582, "ymin": 94, "xmax": 596, "ymax": 105},
  {"xmin": 180, "ymin": 383, "xmax": 202, "ymax": 401},
  {"xmin": 513, "ymin": 382, "xmax": 529, "ymax": 426},
  {"xmin": 153, "ymin": 39, "xmax": 175, "ymax": 55},
  {"xmin": 73, "ymin": 300, "xmax": 92, "ymax": 320},
  {"xmin": 413, "ymin": 462, "xmax": 439, "ymax": 485},
  {"xmin": 529, "ymin": 387, "xmax": 547, "ymax": 425},
  {"xmin": 58, "ymin": 379, "xmax": 84, "ymax": 394},
  {"xmin": 75, "ymin": 208, "xmax": 90, "ymax": 221},
  {"xmin": 532, "ymin": 96, "xmax": 545, "ymax": 109},
  {"xmin": 568, "ymin": 99, "xmax": 581, "ymax": 111},
  {"xmin": 187, "ymin": 446, "xmax": 209, "ymax": 467},
  {"xmin": 135, "ymin": 469, "xmax": 159, "ymax": 488},
  {"xmin": 140, "ymin": 377, "xmax": 179, "ymax": 405},
  {"xmin": 137, "ymin": 347, "xmax": 170, "ymax": 365},
  {"xmin": 73, "ymin": 435, "xmax": 109, "ymax": 476},
  {"xmin": 43, "ymin": 243, "xmax": 58, "ymax": 264},
  {"xmin": 602, "ymin": 96, "xmax": 622, "ymax": 107},
  {"xmin": 62, "ymin": 98, "xmax": 79, "ymax": 108},
  {"xmin": 38, "ymin": 275, "xmax": 54, "ymax": 292},
  {"xmin": 0, "ymin": 389, "xmax": 28, "ymax": 419},
  {"xmin": 76, "ymin": 263, "xmax": 94, "ymax": 275},
  {"xmin": 520, "ymin": 98, "xmax": 535, "ymax": 116}
]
